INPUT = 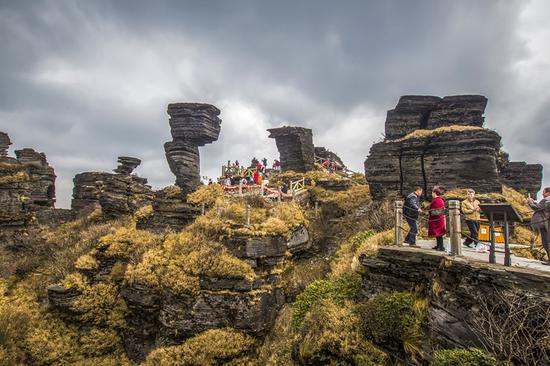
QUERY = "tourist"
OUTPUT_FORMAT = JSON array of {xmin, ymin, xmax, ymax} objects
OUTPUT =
[
  {"xmin": 528, "ymin": 187, "xmax": 550, "ymax": 264},
  {"xmin": 323, "ymin": 159, "xmax": 329, "ymax": 170},
  {"xmin": 330, "ymin": 160, "xmax": 336, "ymax": 173},
  {"xmin": 461, "ymin": 189, "xmax": 481, "ymax": 248},
  {"xmin": 281, "ymin": 182, "xmax": 289, "ymax": 194},
  {"xmin": 404, "ymin": 186, "xmax": 423, "ymax": 246},
  {"xmin": 223, "ymin": 176, "xmax": 231, "ymax": 186},
  {"xmin": 253, "ymin": 170, "xmax": 259, "ymax": 185},
  {"xmin": 429, "ymin": 186, "xmax": 447, "ymax": 251},
  {"xmin": 235, "ymin": 160, "xmax": 239, "ymax": 167},
  {"xmin": 273, "ymin": 159, "xmax": 281, "ymax": 170},
  {"xmin": 262, "ymin": 158, "xmax": 268, "ymax": 169}
]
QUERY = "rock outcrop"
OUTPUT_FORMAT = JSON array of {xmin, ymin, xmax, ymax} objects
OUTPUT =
[
  {"xmin": 0, "ymin": 132, "xmax": 10, "ymax": 157},
  {"xmin": 500, "ymin": 161, "xmax": 543, "ymax": 198},
  {"xmin": 71, "ymin": 157, "xmax": 153, "ymax": 218},
  {"xmin": 314, "ymin": 146, "xmax": 346, "ymax": 170},
  {"xmin": 15, "ymin": 148, "xmax": 56, "ymax": 208},
  {"xmin": 360, "ymin": 247, "xmax": 550, "ymax": 351},
  {"xmin": 165, "ymin": 103, "xmax": 221, "ymax": 195},
  {"xmin": 365, "ymin": 95, "xmax": 543, "ymax": 199},
  {"xmin": 268, "ymin": 127, "xmax": 315, "ymax": 172}
]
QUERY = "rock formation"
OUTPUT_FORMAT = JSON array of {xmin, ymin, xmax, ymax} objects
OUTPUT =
[
  {"xmin": 165, "ymin": 103, "xmax": 221, "ymax": 195},
  {"xmin": 71, "ymin": 156, "xmax": 154, "ymax": 218},
  {"xmin": 499, "ymin": 161, "xmax": 543, "ymax": 198},
  {"xmin": 360, "ymin": 247, "xmax": 550, "ymax": 351},
  {"xmin": 15, "ymin": 148, "xmax": 56, "ymax": 208},
  {"xmin": 0, "ymin": 132, "xmax": 10, "ymax": 157},
  {"xmin": 314, "ymin": 146, "xmax": 346, "ymax": 170},
  {"xmin": 268, "ymin": 126, "xmax": 315, "ymax": 172},
  {"xmin": 365, "ymin": 95, "xmax": 543, "ymax": 199}
]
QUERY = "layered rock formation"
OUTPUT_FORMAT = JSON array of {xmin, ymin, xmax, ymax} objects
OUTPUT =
[
  {"xmin": 268, "ymin": 127, "xmax": 314, "ymax": 172},
  {"xmin": 365, "ymin": 95, "xmax": 543, "ymax": 199},
  {"xmin": 71, "ymin": 157, "xmax": 153, "ymax": 218},
  {"xmin": 0, "ymin": 132, "xmax": 59, "ymax": 249},
  {"xmin": 165, "ymin": 103, "xmax": 221, "ymax": 195},
  {"xmin": 15, "ymin": 148, "xmax": 56, "ymax": 208},
  {"xmin": 500, "ymin": 161, "xmax": 543, "ymax": 198},
  {"xmin": 360, "ymin": 247, "xmax": 550, "ymax": 351}
]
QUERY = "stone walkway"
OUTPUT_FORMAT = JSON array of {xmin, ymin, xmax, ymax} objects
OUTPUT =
[{"xmin": 413, "ymin": 239, "xmax": 550, "ymax": 273}]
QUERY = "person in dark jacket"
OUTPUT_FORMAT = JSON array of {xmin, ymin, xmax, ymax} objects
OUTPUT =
[
  {"xmin": 404, "ymin": 186, "xmax": 423, "ymax": 246},
  {"xmin": 528, "ymin": 187, "xmax": 550, "ymax": 264}
]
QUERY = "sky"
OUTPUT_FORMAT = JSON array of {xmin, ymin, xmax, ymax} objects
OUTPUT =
[{"xmin": 0, "ymin": 0, "xmax": 549, "ymax": 208}]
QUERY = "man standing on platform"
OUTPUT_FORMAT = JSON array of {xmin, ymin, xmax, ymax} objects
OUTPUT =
[{"xmin": 404, "ymin": 186, "xmax": 423, "ymax": 246}]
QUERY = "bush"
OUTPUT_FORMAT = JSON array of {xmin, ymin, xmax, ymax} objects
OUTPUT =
[
  {"xmin": 358, "ymin": 291, "xmax": 425, "ymax": 353},
  {"xmin": 292, "ymin": 273, "xmax": 362, "ymax": 327},
  {"xmin": 298, "ymin": 299, "xmax": 388, "ymax": 366},
  {"xmin": 187, "ymin": 184, "xmax": 225, "ymax": 207},
  {"xmin": 99, "ymin": 225, "xmax": 162, "ymax": 261},
  {"xmin": 144, "ymin": 328, "xmax": 255, "ymax": 366},
  {"xmin": 430, "ymin": 348, "xmax": 500, "ymax": 366}
]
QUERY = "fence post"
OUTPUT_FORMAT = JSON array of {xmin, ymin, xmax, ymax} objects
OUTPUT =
[
  {"xmin": 314, "ymin": 201, "xmax": 319, "ymax": 218},
  {"xmin": 277, "ymin": 188, "xmax": 282, "ymax": 204},
  {"xmin": 201, "ymin": 203, "xmax": 205, "ymax": 215},
  {"xmin": 448, "ymin": 200, "xmax": 462, "ymax": 256},
  {"xmin": 246, "ymin": 205, "xmax": 251, "ymax": 226},
  {"xmin": 395, "ymin": 201, "xmax": 404, "ymax": 247},
  {"xmin": 239, "ymin": 182, "xmax": 243, "ymax": 197}
]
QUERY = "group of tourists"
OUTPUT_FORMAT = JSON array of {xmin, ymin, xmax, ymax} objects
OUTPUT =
[
  {"xmin": 322, "ymin": 158, "xmax": 337, "ymax": 173},
  {"xmin": 404, "ymin": 185, "xmax": 550, "ymax": 262}
]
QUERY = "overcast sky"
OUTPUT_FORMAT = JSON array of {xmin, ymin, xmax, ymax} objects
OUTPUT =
[{"xmin": 1, "ymin": 0, "xmax": 549, "ymax": 207}]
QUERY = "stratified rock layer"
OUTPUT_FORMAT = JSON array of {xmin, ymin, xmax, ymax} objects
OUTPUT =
[
  {"xmin": 71, "ymin": 157, "xmax": 153, "ymax": 218},
  {"xmin": 360, "ymin": 247, "xmax": 550, "ymax": 351},
  {"xmin": 165, "ymin": 103, "xmax": 221, "ymax": 195},
  {"xmin": 384, "ymin": 95, "xmax": 487, "ymax": 140},
  {"xmin": 15, "ymin": 148, "xmax": 56, "ymax": 208},
  {"xmin": 365, "ymin": 95, "xmax": 543, "ymax": 199},
  {"xmin": 114, "ymin": 156, "xmax": 141, "ymax": 175},
  {"xmin": 0, "ymin": 132, "xmax": 11, "ymax": 157},
  {"xmin": 500, "ymin": 162, "xmax": 543, "ymax": 198},
  {"xmin": 268, "ymin": 126, "xmax": 315, "ymax": 172}
]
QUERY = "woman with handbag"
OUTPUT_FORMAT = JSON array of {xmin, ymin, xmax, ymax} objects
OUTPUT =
[{"xmin": 429, "ymin": 186, "xmax": 447, "ymax": 251}]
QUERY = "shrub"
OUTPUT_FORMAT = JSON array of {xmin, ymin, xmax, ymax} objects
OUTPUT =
[
  {"xmin": 71, "ymin": 283, "xmax": 127, "ymax": 329},
  {"xmin": 144, "ymin": 328, "xmax": 255, "ymax": 366},
  {"xmin": 75, "ymin": 252, "xmax": 99, "ymax": 270},
  {"xmin": 358, "ymin": 291, "xmax": 425, "ymax": 353},
  {"xmin": 298, "ymin": 299, "xmax": 388, "ymax": 366},
  {"xmin": 187, "ymin": 184, "xmax": 225, "ymax": 207},
  {"xmin": 292, "ymin": 273, "xmax": 362, "ymax": 327},
  {"xmin": 99, "ymin": 225, "xmax": 161, "ymax": 261},
  {"xmin": 430, "ymin": 348, "xmax": 500, "ymax": 366}
]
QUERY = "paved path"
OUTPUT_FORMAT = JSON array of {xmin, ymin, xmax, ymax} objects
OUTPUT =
[{"xmin": 414, "ymin": 239, "xmax": 550, "ymax": 273}]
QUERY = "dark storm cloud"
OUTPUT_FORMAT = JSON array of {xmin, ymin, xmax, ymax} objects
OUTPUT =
[{"xmin": 0, "ymin": 0, "xmax": 548, "ymax": 207}]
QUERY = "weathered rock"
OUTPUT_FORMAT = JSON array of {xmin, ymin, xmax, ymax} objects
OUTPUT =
[
  {"xmin": 223, "ymin": 236, "xmax": 287, "ymax": 269},
  {"xmin": 360, "ymin": 247, "xmax": 550, "ymax": 350},
  {"xmin": 164, "ymin": 103, "xmax": 221, "ymax": 194},
  {"xmin": 34, "ymin": 208, "xmax": 75, "ymax": 227},
  {"xmin": 136, "ymin": 187, "xmax": 200, "ymax": 232},
  {"xmin": 71, "ymin": 158, "xmax": 154, "ymax": 218},
  {"xmin": 384, "ymin": 95, "xmax": 487, "ymax": 140},
  {"xmin": 157, "ymin": 288, "xmax": 285, "ymax": 343},
  {"xmin": 47, "ymin": 285, "xmax": 81, "ymax": 313},
  {"xmin": 114, "ymin": 156, "xmax": 141, "ymax": 175},
  {"xmin": 164, "ymin": 140, "xmax": 200, "ymax": 195},
  {"xmin": 167, "ymin": 103, "xmax": 221, "ymax": 146},
  {"xmin": 366, "ymin": 127, "xmax": 502, "ymax": 199},
  {"xmin": 0, "ymin": 131, "xmax": 11, "ymax": 157},
  {"xmin": 314, "ymin": 146, "xmax": 346, "ymax": 170},
  {"xmin": 15, "ymin": 148, "xmax": 56, "ymax": 208},
  {"xmin": 365, "ymin": 95, "xmax": 542, "ymax": 200},
  {"xmin": 286, "ymin": 226, "xmax": 312, "ymax": 254},
  {"xmin": 500, "ymin": 161, "xmax": 543, "ymax": 198},
  {"xmin": 268, "ymin": 126, "xmax": 315, "ymax": 172},
  {"xmin": 315, "ymin": 179, "xmax": 352, "ymax": 191}
]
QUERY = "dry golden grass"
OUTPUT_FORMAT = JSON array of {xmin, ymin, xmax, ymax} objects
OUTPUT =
[
  {"xmin": 0, "ymin": 170, "xmax": 30, "ymax": 184},
  {"xmin": 144, "ymin": 328, "xmax": 255, "ymax": 366},
  {"xmin": 310, "ymin": 184, "xmax": 371, "ymax": 214},
  {"xmin": 392, "ymin": 125, "xmax": 484, "ymax": 142},
  {"xmin": 330, "ymin": 229, "xmax": 394, "ymax": 279},
  {"xmin": 187, "ymin": 184, "xmax": 225, "ymax": 207}
]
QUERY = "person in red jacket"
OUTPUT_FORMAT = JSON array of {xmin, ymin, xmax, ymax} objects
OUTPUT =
[
  {"xmin": 429, "ymin": 185, "xmax": 447, "ymax": 251},
  {"xmin": 253, "ymin": 170, "xmax": 259, "ymax": 185}
]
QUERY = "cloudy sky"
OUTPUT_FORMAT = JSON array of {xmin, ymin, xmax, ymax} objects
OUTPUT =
[{"xmin": 1, "ymin": 0, "xmax": 549, "ymax": 207}]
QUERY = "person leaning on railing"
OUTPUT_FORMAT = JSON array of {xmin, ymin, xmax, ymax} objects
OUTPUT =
[
  {"xmin": 528, "ymin": 187, "xmax": 550, "ymax": 265},
  {"xmin": 403, "ymin": 186, "xmax": 423, "ymax": 246}
]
